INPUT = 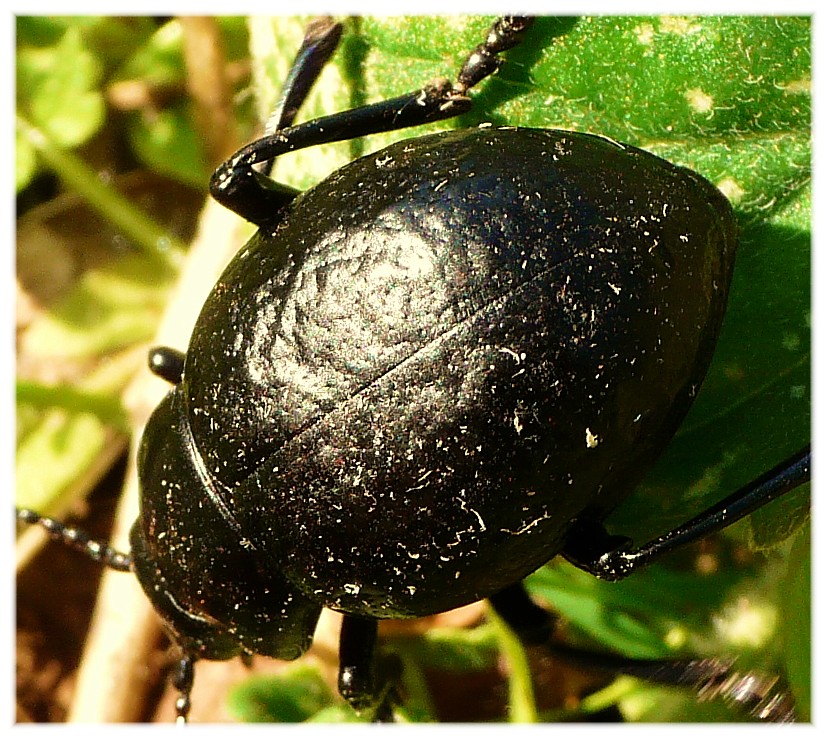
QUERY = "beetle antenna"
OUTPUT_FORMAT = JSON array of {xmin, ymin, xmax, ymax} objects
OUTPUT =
[
  {"xmin": 16, "ymin": 508, "xmax": 132, "ymax": 572},
  {"xmin": 171, "ymin": 653, "xmax": 196, "ymax": 724}
]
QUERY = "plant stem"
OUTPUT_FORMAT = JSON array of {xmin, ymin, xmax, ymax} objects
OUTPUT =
[
  {"xmin": 17, "ymin": 115, "xmax": 187, "ymax": 266},
  {"xmin": 488, "ymin": 605, "xmax": 538, "ymax": 723}
]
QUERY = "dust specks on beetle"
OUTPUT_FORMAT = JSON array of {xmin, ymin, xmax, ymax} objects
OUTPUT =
[{"xmin": 499, "ymin": 508, "xmax": 555, "ymax": 536}]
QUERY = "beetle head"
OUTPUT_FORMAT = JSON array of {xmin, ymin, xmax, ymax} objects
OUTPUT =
[{"xmin": 130, "ymin": 389, "xmax": 322, "ymax": 661}]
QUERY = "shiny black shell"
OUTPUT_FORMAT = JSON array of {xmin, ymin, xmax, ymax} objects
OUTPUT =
[{"xmin": 135, "ymin": 126, "xmax": 736, "ymax": 642}]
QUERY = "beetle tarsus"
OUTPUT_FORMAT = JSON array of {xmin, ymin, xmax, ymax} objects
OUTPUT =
[
  {"xmin": 455, "ymin": 16, "xmax": 535, "ymax": 93},
  {"xmin": 676, "ymin": 659, "xmax": 796, "ymax": 723}
]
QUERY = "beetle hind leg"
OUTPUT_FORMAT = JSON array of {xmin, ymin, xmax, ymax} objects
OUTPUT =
[
  {"xmin": 562, "ymin": 447, "xmax": 811, "ymax": 582},
  {"xmin": 487, "ymin": 582, "xmax": 797, "ymax": 722}
]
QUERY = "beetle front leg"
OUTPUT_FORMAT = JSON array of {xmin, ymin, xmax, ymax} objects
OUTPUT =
[{"xmin": 337, "ymin": 615, "xmax": 395, "ymax": 721}]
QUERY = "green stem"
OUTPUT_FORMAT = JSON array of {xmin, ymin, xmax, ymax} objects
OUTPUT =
[
  {"xmin": 577, "ymin": 676, "xmax": 638, "ymax": 715},
  {"xmin": 17, "ymin": 115, "xmax": 187, "ymax": 266},
  {"xmin": 487, "ymin": 606, "xmax": 538, "ymax": 723},
  {"xmin": 390, "ymin": 642, "xmax": 438, "ymax": 721}
]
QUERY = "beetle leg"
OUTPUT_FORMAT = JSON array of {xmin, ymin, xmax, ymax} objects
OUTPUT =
[
  {"xmin": 562, "ymin": 446, "xmax": 811, "ymax": 581},
  {"xmin": 454, "ymin": 16, "xmax": 535, "ymax": 94},
  {"xmin": 337, "ymin": 615, "xmax": 395, "ymax": 721},
  {"xmin": 488, "ymin": 583, "xmax": 796, "ymax": 722},
  {"xmin": 488, "ymin": 582, "xmax": 557, "ymax": 645},
  {"xmin": 210, "ymin": 17, "xmax": 535, "ymax": 226},
  {"xmin": 148, "ymin": 346, "xmax": 186, "ymax": 385},
  {"xmin": 263, "ymin": 17, "xmax": 344, "ymax": 146},
  {"xmin": 203, "ymin": 18, "xmax": 342, "ymax": 226}
]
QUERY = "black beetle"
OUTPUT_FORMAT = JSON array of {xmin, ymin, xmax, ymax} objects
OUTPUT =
[{"xmin": 17, "ymin": 16, "xmax": 810, "ymax": 723}]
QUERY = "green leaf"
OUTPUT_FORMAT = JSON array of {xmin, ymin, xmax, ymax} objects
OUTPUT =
[
  {"xmin": 17, "ymin": 25, "xmax": 105, "ymax": 150},
  {"xmin": 113, "ymin": 17, "xmax": 251, "ymax": 187},
  {"xmin": 323, "ymin": 15, "xmax": 809, "ymax": 723},
  {"xmin": 16, "ymin": 408, "xmax": 110, "ymax": 514},
  {"xmin": 389, "ymin": 622, "xmax": 498, "ymax": 673},
  {"xmin": 226, "ymin": 663, "xmax": 336, "ymax": 722},
  {"xmin": 112, "ymin": 20, "xmax": 207, "ymax": 187},
  {"xmin": 16, "ymin": 127, "xmax": 37, "ymax": 191},
  {"xmin": 113, "ymin": 18, "xmax": 187, "ymax": 88},
  {"xmin": 127, "ymin": 106, "xmax": 209, "ymax": 189},
  {"xmin": 14, "ymin": 352, "xmax": 137, "ymax": 517},
  {"xmin": 21, "ymin": 252, "xmax": 177, "ymax": 359},
  {"xmin": 778, "ymin": 523, "xmax": 811, "ymax": 720}
]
